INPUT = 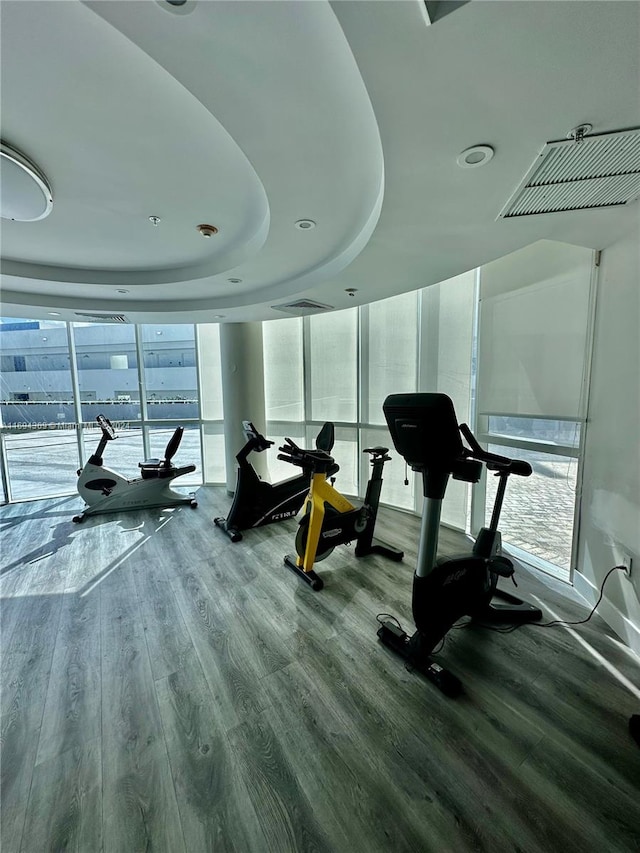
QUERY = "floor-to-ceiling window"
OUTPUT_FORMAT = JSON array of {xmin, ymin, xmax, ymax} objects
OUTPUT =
[
  {"xmin": 0, "ymin": 320, "xmax": 205, "ymax": 502},
  {"xmin": 474, "ymin": 240, "xmax": 595, "ymax": 581},
  {"xmin": 361, "ymin": 291, "xmax": 418, "ymax": 510},
  {"xmin": 1, "ymin": 242, "xmax": 595, "ymax": 581},
  {"xmin": 307, "ymin": 307, "xmax": 359, "ymax": 494},
  {"xmin": 262, "ymin": 316, "xmax": 305, "ymax": 483},
  {"xmin": 0, "ymin": 320, "xmax": 78, "ymax": 500},
  {"xmin": 259, "ymin": 251, "xmax": 592, "ymax": 581},
  {"xmin": 141, "ymin": 324, "xmax": 201, "ymax": 488},
  {"xmin": 72, "ymin": 321, "xmax": 145, "ymax": 474},
  {"xmin": 196, "ymin": 323, "xmax": 225, "ymax": 484},
  {"xmin": 420, "ymin": 271, "xmax": 476, "ymax": 529}
]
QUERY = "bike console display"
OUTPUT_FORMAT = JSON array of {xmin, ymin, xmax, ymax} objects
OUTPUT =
[{"xmin": 383, "ymin": 393, "xmax": 481, "ymax": 498}]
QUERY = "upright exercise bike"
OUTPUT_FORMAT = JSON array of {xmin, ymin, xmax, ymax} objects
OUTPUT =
[
  {"xmin": 278, "ymin": 439, "xmax": 404, "ymax": 590},
  {"xmin": 73, "ymin": 415, "xmax": 198, "ymax": 522},
  {"xmin": 377, "ymin": 392, "xmax": 541, "ymax": 696},
  {"xmin": 214, "ymin": 421, "xmax": 337, "ymax": 542}
]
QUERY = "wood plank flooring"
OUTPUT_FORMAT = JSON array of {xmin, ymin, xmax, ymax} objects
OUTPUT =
[{"xmin": 1, "ymin": 487, "xmax": 639, "ymax": 852}]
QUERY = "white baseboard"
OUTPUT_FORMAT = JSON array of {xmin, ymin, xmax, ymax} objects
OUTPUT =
[{"xmin": 573, "ymin": 571, "xmax": 640, "ymax": 657}]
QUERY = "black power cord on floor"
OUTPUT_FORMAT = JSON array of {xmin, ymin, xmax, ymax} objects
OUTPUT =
[
  {"xmin": 377, "ymin": 565, "xmax": 627, "ymax": 647},
  {"xmin": 475, "ymin": 565, "xmax": 627, "ymax": 635},
  {"xmin": 376, "ymin": 566, "xmax": 637, "ymax": 724},
  {"xmin": 379, "ymin": 566, "xmax": 640, "ymax": 748}
]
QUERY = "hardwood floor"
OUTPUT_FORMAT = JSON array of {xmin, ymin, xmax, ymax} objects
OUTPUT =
[{"xmin": 1, "ymin": 487, "xmax": 639, "ymax": 852}]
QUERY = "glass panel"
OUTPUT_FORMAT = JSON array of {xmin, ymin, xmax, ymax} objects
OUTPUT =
[
  {"xmin": 82, "ymin": 421, "xmax": 145, "ymax": 479},
  {"xmin": 196, "ymin": 324, "xmax": 223, "ymax": 421},
  {"xmin": 436, "ymin": 271, "xmax": 474, "ymax": 425},
  {"xmin": 478, "ymin": 241, "xmax": 593, "ymax": 419},
  {"xmin": 140, "ymin": 325, "xmax": 199, "ymax": 421},
  {"xmin": 0, "ymin": 319, "xmax": 75, "ymax": 427},
  {"xmin": 485, "ymin": 443, "xmax": 576, "ymax": 575},
  {"xmin": 264, "ymin": 317, "xmax": 304, "ymax": 421},
  {"xmin": 367, "ymin": 292, "xmax": 417, "ymax": 424},
  {"xmin": 3, "ymin": 428, "xmax": 79, "ymax": 500},
  {"xmin": 361, "ymin": 427, "xmax": 415, "ymax": 510},
  {"xmin": 419, "ymin": 271, "xmax": 475, "ymax": 527},
  {"xmin": 442, "ymin": 479, "xmax": 471, "ymax": 532},
  {"xmin": 147, "ymin": 424, "xmax": 202, "ymax": 487},
  {"xmin": 486, "ymin": 415, "xmax": 581, "ymax": 448},
  {"xmin": 201, "ymin": 423, "xmax": 226, "ymax": 483},
  {"xmin": 437, "ymin": 273, "xmax": 475, "ymax": 529},
  {"xmin": 309, "ymin": 308, "xmax": 357, "ymax": 422},
  {"xmin": 72, "ymin": 322, "xmax": 141, "ymax": 424},
  {"xmin": 0, "ymin": 319, "xmax": 79, "ymax": 500}
]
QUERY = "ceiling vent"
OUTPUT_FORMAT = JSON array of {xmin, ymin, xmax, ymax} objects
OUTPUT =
[
  {"xmin": 73, "ymin": 312, "xmax": 130, "ymax": 323},
  {"xmin": 271, "ymin": 299, "xmax": 334, "ymax": 315},
  {"xmin": 498, "ymin": 127, "xmax": 640, "ymax": 218},
  {"xmin": 423, "ymin": 1, "xmax": 470, "ymax": 25}
]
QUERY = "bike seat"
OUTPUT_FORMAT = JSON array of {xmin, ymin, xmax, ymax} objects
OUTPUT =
[
  {"xmin": 363, "ymin": 446, "xmax": 392, "ymax": 464},
  {"xmin": 139, "ymin": 458, "xmax": 171, "ymax": 479}
]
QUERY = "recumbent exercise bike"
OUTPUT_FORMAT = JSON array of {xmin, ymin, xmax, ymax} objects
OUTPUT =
[
  {"xmin": 377, "ymin": 392, "xmax": 542, "ymax": 697},
  {"xmin": 74, "ymin": 415, "xmax": 197, "ymax": 522}
]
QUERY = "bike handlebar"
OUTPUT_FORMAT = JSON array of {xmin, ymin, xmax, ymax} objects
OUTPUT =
[
  {"xmin": 242, "ymin": 421, "xmax": 274, "ymax": 452},
  {"xmin": 277, "ymin": 438, "xmax": 336, "ymax": 472},
  {"xmin": 459, "ymin": 423, "xmax": 532, "ymax": 477},
  {"xmin": 96, "ymin": 414, "xmax": 117, "ymax": 441}
]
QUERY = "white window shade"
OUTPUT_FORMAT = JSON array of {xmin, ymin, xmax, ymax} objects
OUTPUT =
[
  {"xmin": 434, "ymin": 270, "xmax": 475, "ymax": 424},
  {"xmin": 263, "ymin": 317, "xmax": 304, "ymax": 422},
  {"xmin": 367, "ymin": 291, "xmax": 418, "ymax": 424},
  {"xmin": 478, "ymin": 241, "xmax": 594, "ymax": 419},
  {"xmin": 196, "ymin": 324, "xmax": 223, "ymax": 420},
  {"xmin": 420, "ymin": 270, "xmax": 476, "ymax": 530},
  {"xmin": 309, "ymin": 308, "xmax": 358, "ymax": 422}
]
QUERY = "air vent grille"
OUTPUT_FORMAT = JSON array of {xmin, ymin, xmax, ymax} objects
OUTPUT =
[
  {"xmin": 499, "ymin": 128, "xmax": 640, "ymax": 218},
  {"xmin": 271, "ymin": 299, "xmax": 334, "ymax": 315},
  {"xmin": 74, "ymin": 312, "xmax": 129, "ymax": 323}
]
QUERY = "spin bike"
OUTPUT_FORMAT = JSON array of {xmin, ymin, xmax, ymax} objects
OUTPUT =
[
  {"xmin": 278, "ymin": 439, "xmax": 404, "ymax": 590},
  {"xmin": 73, "ymin": 415, "xmax": 198, "ymax": 522},
  {"xmin": 214, "ymin": 421, "xmax": 337, "ymax": 542},
  {"xmin": 377, "ymin": 392, "xmax": 542, "ymax": 697}
]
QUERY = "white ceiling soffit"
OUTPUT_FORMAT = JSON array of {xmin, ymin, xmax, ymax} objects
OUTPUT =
[
  {"xmin": 0, "ymin": 0, "xmax": 383, "ymax": 303},
  {"xmin": 1, "ymin": 0, "xmax": 639, "ymax": 324},
  {"xmin": 499, "ymin": 128, "xmax": 640, "ymax": 218}
]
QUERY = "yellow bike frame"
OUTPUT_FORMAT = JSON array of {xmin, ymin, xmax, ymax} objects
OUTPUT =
[{"xmin": 294, "ymin": 471, "xmax": 356, "ymax": 575}]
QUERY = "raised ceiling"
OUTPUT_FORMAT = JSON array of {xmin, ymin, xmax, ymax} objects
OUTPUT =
[{"xmin": 1, "ymin": 0, "xmax": 639, "ymax": 324}]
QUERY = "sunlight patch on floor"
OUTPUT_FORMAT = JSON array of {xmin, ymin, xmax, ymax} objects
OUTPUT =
[{"xmin": 531, "ymin": 595, "xmax": 640, "ymax": 701}]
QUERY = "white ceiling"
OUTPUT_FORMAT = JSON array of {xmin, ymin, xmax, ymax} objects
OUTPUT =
[{"xmin": 1, "ymin": 0, "xmax": 639, "ymax": 324}]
